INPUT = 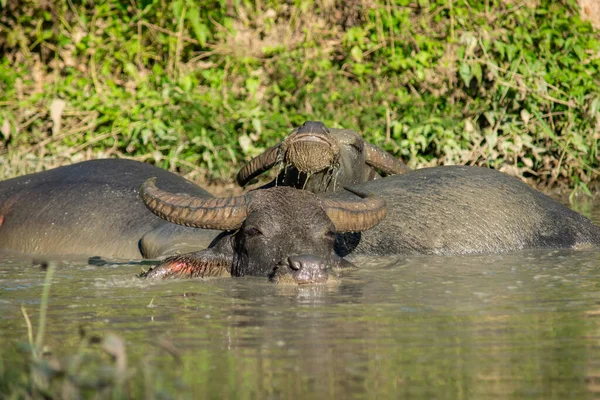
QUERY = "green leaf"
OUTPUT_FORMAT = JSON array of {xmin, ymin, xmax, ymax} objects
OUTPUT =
[
  {"xmin": 172, "ymin": 0, "xmax": 183, "ymax": 21},
  {"xmin": 471, "ymin": 62, "xmax": 482, "ymax": 84},
  {"xmin": 459, "ymin": 62, "xmax": 471, "ymax": 86},
  {"xmin": 573, "ymin": 45, "xmax": 585, "ymax": 61},
  {"xmin": 350, "ymin": 46, "xmax": 363, "ymax": 62},
  {"xmin": 186, "ymin": 6, "xmax": 208, "ymax": 46},
  {"xmin": 245, "ymin": 78, "xmax": 260, "ymax": 96}
]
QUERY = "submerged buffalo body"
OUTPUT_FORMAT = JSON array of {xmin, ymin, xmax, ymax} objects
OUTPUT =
[
  {"xmin": 0, "ymin": 159, "xmax": 220, "ymax": 259},
  {"xmin": 237, "ymin": 121, "xmax": 410, "ymax": 193},
  {"xmin": 141, "ymin": 165, "xmax": 600, "ymax": 283},
  {"xmin": 331, "ymin": 166, "xmax": 600, "ymax": 256}
]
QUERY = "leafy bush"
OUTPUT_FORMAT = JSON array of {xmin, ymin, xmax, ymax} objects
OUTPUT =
[{"xmin": 0, "ymin": 0, "xmax": 598, "ymax": 191}]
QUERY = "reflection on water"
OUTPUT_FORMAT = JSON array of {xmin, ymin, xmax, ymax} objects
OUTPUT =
[{"xmin": 1, "ymin": 200, "xmax": 600, "ymax": 398}]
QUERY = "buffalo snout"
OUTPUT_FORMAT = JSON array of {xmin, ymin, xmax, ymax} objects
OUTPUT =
[{"xmin": 271, "ymin": 254, "xmax": 332, "ymax": 284}]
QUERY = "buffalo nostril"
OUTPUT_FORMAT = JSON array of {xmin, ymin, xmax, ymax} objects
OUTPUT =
[
  {"xmin": 288, "ymin": 258, "xmax": 302, "ymax": 271},
  {"xmin": 273, "ymin": 255, "xmax": 331, "ymax": 284},
  {"xmin": 288, "ymin": 255, "xmax": 328, "ymax": 273}
]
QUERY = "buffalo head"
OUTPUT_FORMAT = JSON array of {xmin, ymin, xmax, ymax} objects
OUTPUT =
[
  {"xmin": 139, "ymin": 178, "xmax": 386, "ymax": 284},
  {"xmin": 236, "ymin": 121, "xmax": 410, "ymax": 193}
]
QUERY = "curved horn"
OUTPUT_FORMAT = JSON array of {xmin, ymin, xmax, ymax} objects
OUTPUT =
[
  {"xmin": 364, "ymin": 142, "xmax": 411, "ymax": 175},
  {"xmin": 322, "ymin": 189, "xmax": 387, "ymax": 233},
  {"xmin": 236, "ymin": 145, "xmax": 281, "ymax": 187},
  {"xmin": 140, "ymin": 178, "xmax": 248, "ymax": 230}
]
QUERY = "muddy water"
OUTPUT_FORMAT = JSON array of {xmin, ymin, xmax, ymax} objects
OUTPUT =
[{"xmin": 1, "ymin": 200, "xmax": 600, "ymax": 398}]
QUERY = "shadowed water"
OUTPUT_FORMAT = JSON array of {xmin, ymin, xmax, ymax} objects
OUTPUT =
[{"xmin": 1, "ymin": 199, "xmax": 600, "ymax": 398}]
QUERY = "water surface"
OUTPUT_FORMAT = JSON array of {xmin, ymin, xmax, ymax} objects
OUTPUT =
[{"xmin": 1, "ymin": 199, "xmax": 600, "ymax": 398}]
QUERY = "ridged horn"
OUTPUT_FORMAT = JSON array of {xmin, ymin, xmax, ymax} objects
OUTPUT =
[
  {"xmin": 364, "ymin": 143, "xmax": 411, "ymax": 175},
  {"xmin": 140, "ymin": 178, "xmax": 248, "ymax": 230},
  {"xmin": 322, "ymin": 189, "xmax": 387, "ymax": 233},
  {"xmin": 236, "ymin": 145, "xmax": 280, "ymax": 187}
]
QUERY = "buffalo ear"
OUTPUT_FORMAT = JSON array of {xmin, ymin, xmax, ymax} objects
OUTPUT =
[{"xmin": 141, "ymin": 248, "xmax": 232, "ymax": 279}]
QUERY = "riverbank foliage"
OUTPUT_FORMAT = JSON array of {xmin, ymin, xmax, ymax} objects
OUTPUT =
[{"xmin": 1, "ymin": 0, "xmax": 599, "ymax": 191}]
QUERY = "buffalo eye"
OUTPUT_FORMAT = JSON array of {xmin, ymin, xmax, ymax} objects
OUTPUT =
[{"xmin": 244, "ymin": 227, "xmax": 263, "ymax": 238}]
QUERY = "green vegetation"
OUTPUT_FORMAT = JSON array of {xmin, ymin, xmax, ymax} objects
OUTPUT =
[
  {"xmin": 0, "ymin": 264, "xmax": 185, "ymax": 399},
  {"xmin": 0, "ymin": 0, "xmax": 599, "ymax": 191}
]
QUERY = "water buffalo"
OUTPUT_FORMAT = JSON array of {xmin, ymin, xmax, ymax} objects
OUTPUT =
[
  {"xmin": 139, "ymin": 179, "xmax": 387, "ymax": 284},
  {"xmin": 237, "ymin": 121, "xmax": 411, "ymax": 193},
  {"xmin": 141, "ymin": 165, "xmax": 600, "ymax": 283},
  {"xmin": 0, "ymin": 159, "xmax": 220, "ymax": 259}
]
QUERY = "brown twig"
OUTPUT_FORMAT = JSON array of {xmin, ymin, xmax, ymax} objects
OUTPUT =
[
  {"xmin": 139, "ymin": 21, "xmax": 200, "ymax": 45},
  {"xmin": 496, "ymin": 80, "xmax": 575, "ymax": 108},
  {"xmin": 31, "ymin": 113, "xmax": 98, "ymax": 152},
  {"xmin": 174, "ymin": 6, "xmax": 186, "ymax": 76},
  {"xmin": 63, "ymin": 131, "xmax": 116, "ymax": 156}
]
